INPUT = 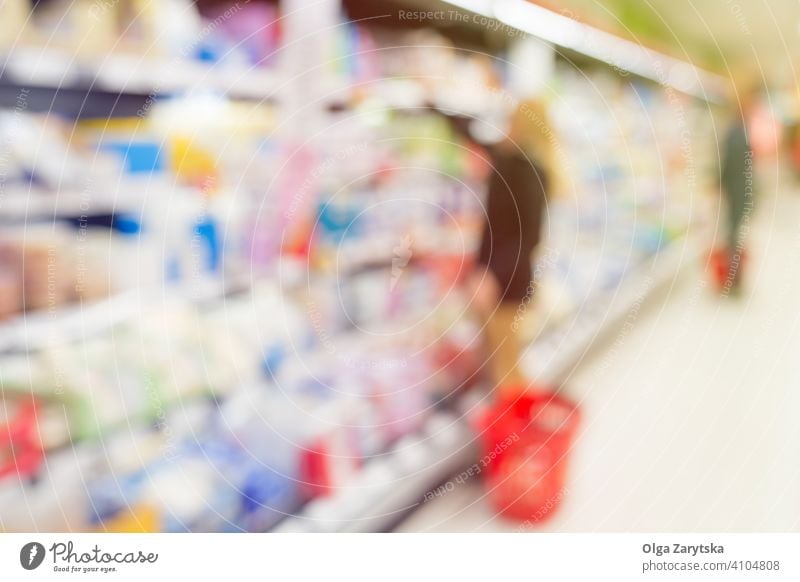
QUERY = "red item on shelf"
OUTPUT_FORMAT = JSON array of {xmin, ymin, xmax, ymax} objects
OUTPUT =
[
  {"xmin": 0, "ymin": 398, "xmax": 44, "ymax": 480},
  {"xmin": 476, "ymin": 389, "xmax": 580, "ymax": 523},
  {"xmin": 299, "ymin": 434, "xmax": 362, "ymax": 499},
  {"xmin": 299, "ymin": 439, "xmax": 332, "ymax": 498}
]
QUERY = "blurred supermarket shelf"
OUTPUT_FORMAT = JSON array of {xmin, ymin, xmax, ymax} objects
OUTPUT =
[
  {"xmin": 0, "ymin": 291, "xmax": 139, "ymax": 354},
  {"xmin": 1, "ymin": 52, "xmax": 504, "ymax": 117},
  {"xmin": 273, "ymin": 410, "xmax": 477, "ymax": 533},
  {"xmin": 272, "ymin": 234, "xmax": 702, "ymax": 533},
  {"xmin": 0, "ymin": 178, "xmax": 238, "ymax": 224},
  {"xmin": 333, "ymin": 228, "xmax": 476, "ymax": 274},
  {"xmin": 92, "ymin": 54, "xmax": 281, "ymax": 100},
  {"xmin": 0, "ymin": 275, "xmax": 249, "ymax": 354},
  {"xmin": 0, "ymin": 0, "xmax": 724, "ymax": 535},
  {"xmin": 0, "ymin": 188, "xmax": 139, "ymax": 222},
  {"xmin": 525, "ymin": 233, "xmax": 705, "ymax": 384},
  {"xmin": 0, "ymin": 47, "xmax": 281, "ymax": 108}
]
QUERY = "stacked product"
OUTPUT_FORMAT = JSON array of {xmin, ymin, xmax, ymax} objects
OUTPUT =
[
  {"xmin": 517, "ymin": 68, "xmax": 714, "ymax": 354},
  {"xmin": 0, "ymin": 8, "xmax": 717, "ymax": 533},
  {"xmin": 0, "ymin": 276, "xmax": 480, "ymax": 531},
  {"xmin": 1, "ymin": 0, "xmax": 280, "ymax": 71}
]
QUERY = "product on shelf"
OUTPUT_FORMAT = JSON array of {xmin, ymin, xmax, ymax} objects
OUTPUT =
[
  {"xmin": 0, "ymin": 11, "xmax": 718, "ymax": 534},
  {"xmin": 0, "ymin": 262, "xmax": 480, "ymax": 530},
  {"xmin": 197, "ymin": 2, "xmax": 281, "ymax": 67},
  {"xmin": 0, "ymin": 226, "xmax": 79, "ymax": 316},
  {"xmin": 0, "ymin": 394, "xmax": 43, "ymax": 480},
  {"xmin": 516, "ymin": 68, "xmax": 715, "ymax": 348},
  {"xmin": 3, "ymin": 0, "xmax": 283, "ymax": 75}
]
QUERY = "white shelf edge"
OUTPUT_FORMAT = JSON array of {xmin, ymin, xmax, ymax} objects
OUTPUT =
[
  {"xmin": 273, "ymin": 411, "xmax": 475, "ymax": 533},
  {"xmin": 0, "ymin": 276, "xmax": 248, "ymax": 354},
  {"xmin": 1, "ymin": 47, "xmax": 281, "ymax": 100}
]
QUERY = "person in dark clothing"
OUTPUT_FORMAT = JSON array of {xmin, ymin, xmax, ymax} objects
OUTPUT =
[
  {"xmin": 719, "ymin": 89, "xmax": 757, "ymax": 294},
  {"xmin": 467, "ymin": 100, "xmax": 558, "ymax": 391},
  {"xmin": 477, "ymin": 145, "xmax": 547, "ymax": 304}
]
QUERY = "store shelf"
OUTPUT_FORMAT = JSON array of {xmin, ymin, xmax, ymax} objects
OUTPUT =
[
  {"xmin": 1, "ymin": 47, "xmax": 280, "ymax": 101},
  {"xmin": 0, "ymin": 189, "xmax": 136, "ymax": 222},
  {"xmin": 333, "ymin": 229, "xmax": 475, "ymax": 274},
  {"xmin": 0, "ymin": 0, "xmax": 728, "ymax": 537},
  {"xmin": 0, "ymin": 276, "xmax": 249, "ymax": 354},
  {"xmin": 0, "ymin": 291, "xmax": 141, "ymax": 354},
  {"xmin": 525, "ymin": 234, "xmax": 704, "ymax": 384},
  {"xmin": 272, "ymin": 235, "xmax": 701, "ymax": 533},
  {"xmin": 273, "ymin": 410, "xmax": 476, "ymax": 533}
]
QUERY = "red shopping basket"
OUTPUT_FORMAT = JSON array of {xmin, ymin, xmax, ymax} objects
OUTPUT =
[
  {"xmin": 708, "ymin": 248, "xmax": 748, "ymax": 291},
  {"xmin": 476, "ymin": 389, "xmax": 580, "ymax": 523}
]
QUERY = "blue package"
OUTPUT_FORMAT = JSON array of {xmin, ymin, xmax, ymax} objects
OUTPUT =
[
  {"xmin": 113, "ymin": 213, "xmax": 142, "ymax": 234},
  {"xmin": 101, "ymin": 141, "xmax": 164, "ymax": 175},
  {"xmin": 261, "ymin": 342, "xmax": 285, "ymax": 379},
  {"xmin": 194, "ymin": 217, "xmax": 221, "ymax": 272}
]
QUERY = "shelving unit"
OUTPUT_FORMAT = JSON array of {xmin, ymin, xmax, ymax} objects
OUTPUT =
[
  {"xmin": 525, "ymin": 233, "xmax": 706, "ymax": 384},
  {"xmin": 1, "ymin": 47, "xmax": 281, "ymax": 100},
  {"xmin": 0, "ymin": 291, "xmax": 139, "ymax": 354},
  {"xmin": 0, "ymin": 275, "xmax": 251, "ymax": 354},
  {"xmin": 274, "ymin": 410, "xmax": 476, "ymax": 533},
  {"xmin": 274, "ymin": 232, "xmax": 700, "ymax": 532},
  {"xmin": 0, "ymin": 0, "xmax": 718, "ymax": 534}
]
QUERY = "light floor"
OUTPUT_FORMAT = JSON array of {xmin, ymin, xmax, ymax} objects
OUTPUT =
[{"xmin": 398, "ymin": 178, "xmax": 800, "ymax": 532}]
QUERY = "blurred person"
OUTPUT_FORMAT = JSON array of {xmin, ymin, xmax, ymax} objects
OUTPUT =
[
  {"xmin": 467, "ymin": 100, "xmax": 561, "ymax": 393},
  {"xmin": 784, "ymin": 121, "xmax": 800, "ymax": 180},
  {"xmin": 718, "ymin": 84, "xmax": 758, "ymax": 295}
]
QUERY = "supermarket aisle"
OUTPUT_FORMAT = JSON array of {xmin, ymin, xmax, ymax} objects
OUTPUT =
[{"xmin": 399, "ymin": 180, "xmax": 800, "ymax": 532}]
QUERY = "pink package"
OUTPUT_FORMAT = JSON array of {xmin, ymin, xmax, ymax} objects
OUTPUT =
[{"xmin": 205, "ymin": 3, "xmax": 281, "ymax": 66}]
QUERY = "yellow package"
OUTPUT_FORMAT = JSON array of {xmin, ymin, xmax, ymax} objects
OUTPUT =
[
  {"xmin": 170, "ymin": 136, "xmax": 218, "ymax": 191},
  {"xmin": 96, "ymin": 505, "xmax": 160, "ymax": 533}
]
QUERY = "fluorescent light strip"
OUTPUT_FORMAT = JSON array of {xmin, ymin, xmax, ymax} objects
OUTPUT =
[
  {"xmin": 493, "ymin": 0, "xmax": 586, "ymax": 50},
  {"xmin": 442, "ymin": 0, "xmax": 494, "ymax": 18},
  {"xmin": 441, "ymin": 0, "xmax": 727, "ymax": 102}
]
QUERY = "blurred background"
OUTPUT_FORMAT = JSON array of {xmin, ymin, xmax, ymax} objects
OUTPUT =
[{"xmin": 0, "ymin": 0, "xmax": 798, "ymax": 533}]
